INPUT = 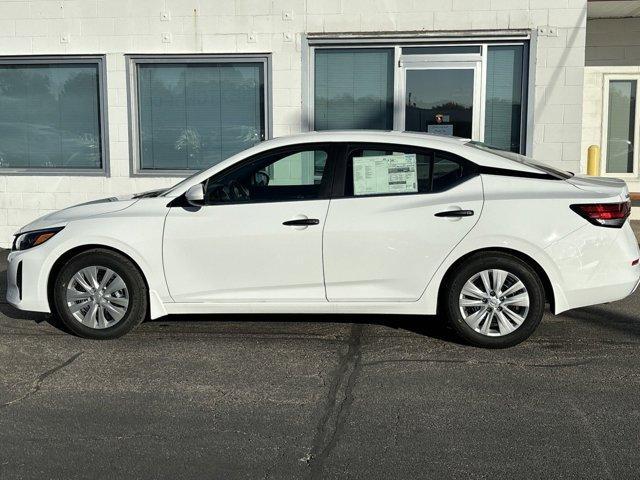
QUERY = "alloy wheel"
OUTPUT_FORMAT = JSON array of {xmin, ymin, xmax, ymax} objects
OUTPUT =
[
  {"xmin": 458, "ymin": 269, "xmax": 530, "ymax": 337},
  {"xmin": 65, "ymin": 266, "xmax": 129, "ymax": 329}
]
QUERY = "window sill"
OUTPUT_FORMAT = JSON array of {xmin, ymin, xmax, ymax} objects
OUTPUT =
[
  {"xmin": 0, "ymin": 168, "xmax": 108, "ymax": 177},
  {"xmin": 132, "ymin": 170, "xmax": 195, "ymax": 178}
]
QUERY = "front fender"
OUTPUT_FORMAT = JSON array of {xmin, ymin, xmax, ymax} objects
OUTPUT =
[{"xmin": 34, "ymin": 220, "xmax": 170, "ymax": 319}]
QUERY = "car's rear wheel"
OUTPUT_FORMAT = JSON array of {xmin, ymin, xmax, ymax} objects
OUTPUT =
[
  {"xmin": 443, "ymin": 252, "xmax": 545, "ymax": 348},
  {"xmin": 52, "ymin": 249, "xmax": 148, "ymax": 339}
]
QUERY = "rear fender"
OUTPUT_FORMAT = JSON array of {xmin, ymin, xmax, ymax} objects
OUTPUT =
[{"xmin": 418, "ymin": 235, "xmax": 568, "ymax": 315}]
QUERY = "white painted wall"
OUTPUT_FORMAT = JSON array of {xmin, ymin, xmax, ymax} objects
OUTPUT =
[{"xmin": 0, "ymin": 0, "xmax": 587, "ymax": 246}]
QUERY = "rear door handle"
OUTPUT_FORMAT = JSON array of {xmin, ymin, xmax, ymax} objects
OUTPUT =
[
  {"xmin": 434, "ymin": 209, "xmax": 474, "ymax": 218},
  {"xmin": 283, "ymin": 218, "xmax": 320, "ymax": 226}
]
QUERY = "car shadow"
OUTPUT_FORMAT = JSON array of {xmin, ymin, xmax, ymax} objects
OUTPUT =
[
  {"xmin": 0, "ymin": 301, "xmax": 462, "ymax": 345},
  {"xmin": 560, "ymin": 304, "xmax": 640, "ymax": 339},
  {"xmin": 0, "ymin": 298, "xmax": 69, "ymax": 333},
  {"xmin": 151, "ymin": 312, "xmax": 463, "ymax": 343}
]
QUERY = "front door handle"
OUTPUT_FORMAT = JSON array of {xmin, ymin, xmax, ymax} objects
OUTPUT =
[
  {"xmin": 434, "ymin": 209, "xmax": 474, "ymax": 218},
  {"xmin": 283, "ymin": 218, "xmax": 320, "ymax": 226}
]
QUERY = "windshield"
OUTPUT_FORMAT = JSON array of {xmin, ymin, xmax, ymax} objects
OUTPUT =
[{"xmin": 466, "ymin": 141, "xmax": 573, "ymax": 180}]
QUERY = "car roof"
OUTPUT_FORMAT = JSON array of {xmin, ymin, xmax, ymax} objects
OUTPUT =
[{"xmin": 260, "ymin": 130, "xmax": 470, "ymax": 150}]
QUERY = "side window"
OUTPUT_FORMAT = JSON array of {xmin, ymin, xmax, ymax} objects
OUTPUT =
[
  {"xmin": 266, "ymin": 150, "xmax": 328, "ymax": 186},
  {"xmin": 432, "ymin": 153, "xmax": 465, "ymax": 192},
  {"xmin": 204, "ymin": 147, "xmax": 331, "ymax": 204},
  {"xmin": 344, "ymin": 145, "xmax": 474, "ymax": 197},
  {"xmin": 345, "ymin": 148, "xmax": 432, "ymax": 196}
]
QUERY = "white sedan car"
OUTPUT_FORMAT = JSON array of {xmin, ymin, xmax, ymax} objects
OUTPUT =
[{"xmin": 6, "ymin": 131, "xmax": 640, "ymax": 347}]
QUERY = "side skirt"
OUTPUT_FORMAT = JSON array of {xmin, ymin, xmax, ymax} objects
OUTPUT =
[{"xmin": 161, "ymin": 301, "xmax": 432, "ymax": 316}]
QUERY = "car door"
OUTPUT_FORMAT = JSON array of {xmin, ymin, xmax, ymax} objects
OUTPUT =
[
  {"xmin": 162, "ymin": 144, "xmax": 337, "ymax": 302},
  {"xmin": 323, "ymin": 143, "xmax": 484, "ymax": 302}
]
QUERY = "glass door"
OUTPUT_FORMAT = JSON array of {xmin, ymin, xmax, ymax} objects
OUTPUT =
[
  {"xmin": 602, "ymin": 76, "xmax": 640, "ymax": 177},
  {"xmin": 399, "ymin": 60, "xmax": 482, "ymax": 140}
]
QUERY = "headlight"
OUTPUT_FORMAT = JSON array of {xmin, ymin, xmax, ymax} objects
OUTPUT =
[{"xmin": 12, "ymin": 227, "xmax": 64, "ymax": 251}]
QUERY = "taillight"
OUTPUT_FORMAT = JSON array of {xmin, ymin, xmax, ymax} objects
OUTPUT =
[{"xmin": 570, "ymin": 201, "xmax": 631, "ymax": 228}]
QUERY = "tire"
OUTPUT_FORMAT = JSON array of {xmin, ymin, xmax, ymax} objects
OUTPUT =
[
  {"xmin": 52, "ymin": 249, "xmax": 148, "ymax": 339},
  {"xmin": 442, "ymin": 252, "xmax": 545, "ymax": 348}
]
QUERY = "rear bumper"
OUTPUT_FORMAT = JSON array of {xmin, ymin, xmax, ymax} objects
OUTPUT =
[
  {"xmin": 561, "ymin": 273, "xmax": 640, "ymax": 312},
  {"xmin": 546, "ymin": 221, "xmax": 640, "ymax": 313},
  {"xmin": 6, "ymin": 248, "xmax": 51, "ymax": 314}
]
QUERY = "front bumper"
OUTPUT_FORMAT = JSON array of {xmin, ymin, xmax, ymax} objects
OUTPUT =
[{"xmin": 6, "ymin": 248, "xmax": 52, "ymax": 314}]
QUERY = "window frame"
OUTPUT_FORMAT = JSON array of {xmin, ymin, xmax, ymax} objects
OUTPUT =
[
  {"xmin": 126, "ymin": 54, "xmax": 273, "ymax": 177},
  {"xmin": 302, "ymin": 35, "xmax": 530, "ymax": 154},
  {"xmin": 194, "ymin": 142, "xmax": 340, "ymax": 207},
  {"xmin": 600, "ymin": 74, "xmax": 640, "ymax": 178},
  {"xmin": 331, "ymin": 142, "xmax": 479, "ymax": 200},
  {"xmin": 0, "ymin": 54, "xmax": 109, "ymax": 176}
]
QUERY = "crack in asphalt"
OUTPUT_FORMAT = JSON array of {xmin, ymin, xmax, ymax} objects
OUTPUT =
[
  {"xmin": 305, "ymin": 324, "xmax": 364, "ymax": 480},
  {"xmin": 0, "ymin": 352, "xmax": 83, "ymax": 409}
]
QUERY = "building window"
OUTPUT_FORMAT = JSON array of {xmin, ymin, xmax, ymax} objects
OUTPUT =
[
  {"xmin": 314, "ymin": 48, "xmax": 394, "ymax": 130},
  {"xmin": 129, "ymin": 55, "xmax": 270, "ymax": 174},
  {"xmin": 306, "ymin": 39, "xmax": 529, "ymax": 154},
  {"xmin": 484, "ymin": 45, "xmax": 525, "ymax": 153},
  {"xmin": 603, "ymin": 78, "xmax": 638, "ymax": 175},
  {"xmin": 0, "ymin": 56, "xmax": 107, "ymax": 173}
]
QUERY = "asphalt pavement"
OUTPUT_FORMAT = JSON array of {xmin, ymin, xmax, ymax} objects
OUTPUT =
[{"xmin": 1, "ymin": 239, "xmax": 639, "ymax": 479}]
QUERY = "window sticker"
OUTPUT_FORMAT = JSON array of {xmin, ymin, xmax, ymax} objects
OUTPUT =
[
  {"xmin": 353, "ymin": 154, "xmax": 418, "ymax": 196},
  {"xmin": 427, "ymin": 124, "xmax": 454, "ymax": 136}
]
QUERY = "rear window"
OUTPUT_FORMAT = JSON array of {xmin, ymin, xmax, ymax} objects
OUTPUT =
[{"xmin": 466, "ymin": 141, "xmax": 573, "ymax": 180}]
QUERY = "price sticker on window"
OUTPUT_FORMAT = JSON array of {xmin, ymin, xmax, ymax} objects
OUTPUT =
[{"xmin": 353, "ymin": 154, "xmax": 418, "ymax": 196}]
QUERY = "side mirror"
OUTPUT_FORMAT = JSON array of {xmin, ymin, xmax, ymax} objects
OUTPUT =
[{"xmin": 184, "ymin": 184, "xmax": 204, "ymax": 206}]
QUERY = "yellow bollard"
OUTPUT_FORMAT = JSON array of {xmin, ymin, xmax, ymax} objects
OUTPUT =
[{"xmin": 587, "ymin": 145, "xmax": 601, "ymax": 176}]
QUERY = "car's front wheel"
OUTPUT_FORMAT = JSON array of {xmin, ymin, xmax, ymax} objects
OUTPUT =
[
  {"xmin": 52, "ymin": 249, "xmax": 148, "ymax": 339},
  {"xmin": 443, "ymin": 252, "xmax": 545, "ymax": 348}
]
